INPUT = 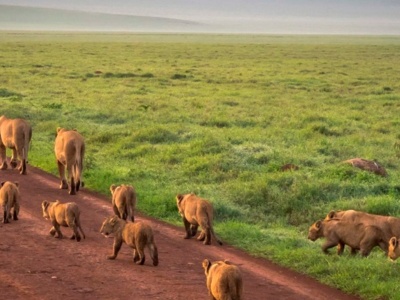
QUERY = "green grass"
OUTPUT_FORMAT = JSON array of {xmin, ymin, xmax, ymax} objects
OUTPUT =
[{"xmin": 1, "ymin": 31, "xmax": 400, "ymax": 299}]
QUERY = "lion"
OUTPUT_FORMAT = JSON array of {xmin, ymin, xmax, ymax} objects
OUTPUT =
[
  {"xmin": 344, "ymin": 158, "xmax": 387, "ymax": 177},
  {"xmin": 176, "ymin": 193, "xmax": 222, "ymax": 246},
  {"xmin": 202, "ymin": 259, "xmax": 243, "ymax": 300},
  {"xmin": 54, "ymin": 127, "xmax": 85, "ymax": 195},
  {"xmin": 41, "ymin": 200, "xmax": 86, "ymax": 242},
  {"xmin": 388, "ymin": 237, "xmax": 400, "ymax": 261},
  {"xmin": 100, "ymin": 215, "xmax": 158, "ymax": 266},
  {"xmin": 0, "ymin": 115, "xmax": 32, "ymax": 175},
  {"xmin": 0, "ymin": 181, "xmax": 20, "ymax": 223},
  {"xmin": 325, "ymin": 209, "xmax": 400, "ymax": 254},
  {"xmin": 110, "ymin": 184, "xmax": 137, "ymax": 222},
  {"xmin": 308, "ymin": 219, "xmax": 387, "ymax": 256}
]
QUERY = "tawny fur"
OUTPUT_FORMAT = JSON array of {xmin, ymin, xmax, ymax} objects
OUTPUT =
[
  {"xmin": 0, "ymin": 181, "xmax": 20, "ymax": 223},
  {"xmin": 176, "ymin": 193, "xmax": 222, "ymax": 246},
  {"xmin": 325, "ymin": 209, "xmax": 400, "ymax": 253},
  {"xmin": 388, "ymin": 237, "xmax": 400, "ymax": 261},
  {"xmin": 41, "ymin": 200, "xmax": 86, "ymax": 242},
  {"xmin": 202, "ymin": 259, "xmax": 243, "ymax": 300},
  {"xmin": 100, "ymin": 215, "xmax": 158, "ymax": 266},
  {"xmin": 0, "ymin": 115, "xmax": 32, "ymax": 175},
  {"xmin": 308, "ymin": 219, "xmax": 387, "ymax": 256},
  {"xmin": 54, "ymin": 127, "xmax": 85, "ymax": 195},
  {"xmin": 344, "ymin": 158, "xmax": 387, "ymax": 177},
  {"xmin": 110, "ymin": 184, "xmax": 137, "ymax": 222}
]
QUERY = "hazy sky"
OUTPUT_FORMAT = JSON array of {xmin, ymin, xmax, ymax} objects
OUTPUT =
[{"xmin": 1, "ymin": 0, "xmax": 399, "ymax": 34}]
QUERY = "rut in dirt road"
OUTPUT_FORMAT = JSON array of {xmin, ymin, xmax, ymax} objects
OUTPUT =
[{"xmin": 0, "ymin": 165, "xmax": 361, "ymax": 300}]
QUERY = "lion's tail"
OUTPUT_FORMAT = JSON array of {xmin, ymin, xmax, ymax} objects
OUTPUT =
[
  {"xmin": 210, "ymin": 226, "xmax": 223, "ymax": 246},
  {"xmin": 228, "ymin": 275, "xmax": 243, "ymax": 300},
  {"xmin": 128, "ymin": 188, "xmax": 137, "ymax": 222},
  {"xmin": 206, "ymin": 210, "xmax": 223, "ymax": 246},
  {"xmin": 74, "ymin": 211, "xmax": 86, "ymax": 239},
  {"xmin": 149, "ymin": 242, "xmax": 159, "ymax": 266},
  {"xmin": 77, "ymin": 219, "xmax": 86, "ymax": 239}
]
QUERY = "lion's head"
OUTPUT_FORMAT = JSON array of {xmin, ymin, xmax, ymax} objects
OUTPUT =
[
  {"xmin": 100, "ymin": 215, "xmax": 120, "ymax": 237},
  {"xmin": 308, "ymin": 220, "xmax": 323, "ymax": 241},
  {"xmin": 41, "ymin": 200, "xmax": 50, "ymax": 220}
]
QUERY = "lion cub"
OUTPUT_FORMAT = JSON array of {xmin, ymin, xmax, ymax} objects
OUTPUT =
[
  {"xmin": 100, "ymin": 215, "xmax": 158, "ymax": 266},
  {"xmin": 176, "ymin": 193, "xmax": 222, "ymax": 245},
  {"xmin": 0, "ymin": 181, "xmax": 20, "ymax": 223},
  {"xmin": 202, "ymin": 259, "xmax": 243, "ymax": 300},
  {"xmin": 109, "ymin": 184, "xmax": 137, "ymax": 222},
  {"xmin": 41, "ymin": 200, "xmax": 86, "ymax": 242}
]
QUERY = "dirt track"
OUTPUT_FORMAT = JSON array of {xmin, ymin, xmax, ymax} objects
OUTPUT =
[{"xmin": 0, "ymin": 165, "xmax": 361, "ymax": 300}]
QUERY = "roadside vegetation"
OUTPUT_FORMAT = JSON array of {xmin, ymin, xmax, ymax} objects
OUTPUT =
[{"xmin": 1, "ymin": 32, "xmax": 400, "ymax": 299}]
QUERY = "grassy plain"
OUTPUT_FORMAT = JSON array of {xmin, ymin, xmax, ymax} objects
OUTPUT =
[{"xmin": 1, "ymin": 31, "xmax": 400, "ymax": 299}]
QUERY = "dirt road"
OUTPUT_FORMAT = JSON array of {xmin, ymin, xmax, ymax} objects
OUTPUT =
[{"xmin": 0, "ymin": 165, "xmax": 360, "ymax": 300}]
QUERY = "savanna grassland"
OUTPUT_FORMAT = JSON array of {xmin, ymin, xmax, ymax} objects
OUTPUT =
[{"xmin": 1, "ymin": 32, "xmax": 400, "ymax": 299}]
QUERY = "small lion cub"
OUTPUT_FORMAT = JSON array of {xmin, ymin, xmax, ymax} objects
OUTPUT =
[
  {"xmin": 202, "ymin": 259, "xmax": 243, "ymax": 300},
  {"xmin": 41, "ymin": 200, "xmax": 86, "ymax": 242},
  {"xmin": 109, "ymin": 184, "xmax": 137, "ymax": 222},
  {"xmin": 0, "ymin": 181, "xmax": 21, "ymax": 223},
  {"xmin": 100, "ymin": 215, "xmax": 158, "ymax": 266}
]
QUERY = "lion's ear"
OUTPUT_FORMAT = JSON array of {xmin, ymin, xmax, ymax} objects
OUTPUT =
[
  {"xmin": 202, "ymin": 259, "xmax": 212, "ymax": 274},
  {"xmin": 14, "ymin": 181, "xmax": 19, "ymax": 187},
  {"xmin": 0, "ymin": 181, "xmax": 5, "ymax": 187},
  {"xmin": 223, "ymin": 259, "xmax": 232, "ymax": 265},
  {"xmin": 391, "ymin": 237, "xmax": 398, "ymax": 248},
  {"xmin": 315, "ymin": 220, "xmax": 322, "ymax": 229},
  {"xmin": 176, "ymin": 194, "xmax": 184, "ymax": 203},
  {"xmin": 110, "ymin": 184, "xmax": 117, "ymax": 194},
  {"xmin": 42, "ymin": 200, "xmax": 49, "ymax": 209},
  {"xmin": 327, "ymin": 210, "xmax": 336, "ymax": 219}
]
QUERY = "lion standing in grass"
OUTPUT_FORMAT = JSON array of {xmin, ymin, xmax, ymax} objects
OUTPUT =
[
  {"xmin": 0, "ymin": 181, "xmax": 20, "ymax": 223},
  {"xmin": 100, "ymin": 215, "xmax": 158, "ymax": 266},
  {"xmin": 0, "ymin": 115, "xmax": 32, "ymax": 175},
  {"xmin": 54, "ymin": 127, "xmax": 85, "ymax": 195}
]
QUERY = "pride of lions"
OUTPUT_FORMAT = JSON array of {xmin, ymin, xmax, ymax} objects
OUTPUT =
[
  {"xmin": 0, "ymin": 115, "xmax": 242, "ymax": 300},
  {"xmin": 4, "ymin": 114, "xmax": 400, "ymax": 298}
]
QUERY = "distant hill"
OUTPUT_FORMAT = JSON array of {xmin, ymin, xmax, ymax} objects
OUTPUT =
[{"xmin": 0, "ymin": 5, "xmax": 214, "ymax": 32}]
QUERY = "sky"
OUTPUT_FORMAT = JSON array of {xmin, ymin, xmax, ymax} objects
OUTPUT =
[{"xmin": 1, "ymin": 0, "xmax": 399, "ymax": 34}]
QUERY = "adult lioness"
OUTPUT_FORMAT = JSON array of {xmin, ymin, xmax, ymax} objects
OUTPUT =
[
  {"xmin": 41, "ymin": 200, "xmax": 86, "ymax": 242},
  {"xmin": 308, "ymin": 219, "xmax": 387, "ymax": 256},
  {"xmin": 176, "ymin": 193, "xmax": 222, "ymax": 245},
  {"xmin": 325, "ymin": 209, "xmax": 400, "ymax": 254},
  {"xmin": 202, "ymin": 259, "xmax": 243, "ymax": 300},
  {"xmin": 0, "ymin": 181, "xmax": 20, "ymax": 223},
  {"xmin": 54, "ymin": 127, "xmax": 85, "ymax": 195},
  {"xmin": 100, "ymin": 215, "xmax": 158, "ymax": 266},
  {"xmin": 110, "ymin": 184, "xmax": 137, "ymax": 222},
  {"xmin": 0, "ymin": 115, "xmax": 32, "ymax": 175}
]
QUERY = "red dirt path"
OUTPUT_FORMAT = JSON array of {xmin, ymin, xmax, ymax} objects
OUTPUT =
[{"xmin": 0, "ymin": 165, "xmax": 361, "ymax": 300}]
